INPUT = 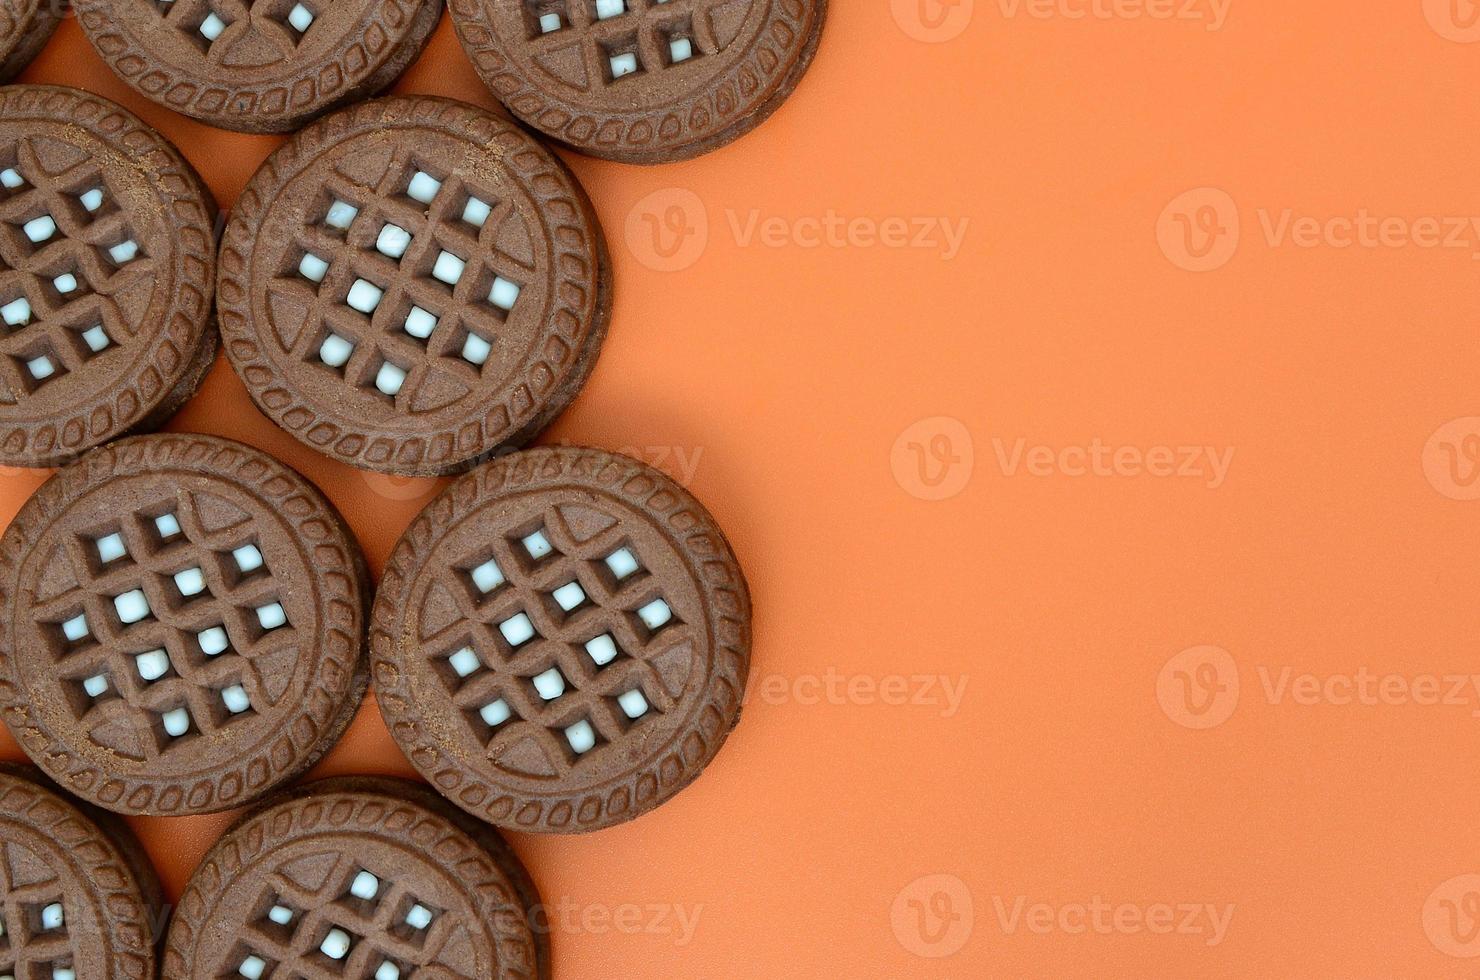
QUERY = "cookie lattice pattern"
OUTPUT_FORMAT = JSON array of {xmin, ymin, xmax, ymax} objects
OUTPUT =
[
  {"xmin": 270, "ymin": 145, "xmax": 534, "ymax": 412},
  {"xmin": 28, "ymin": 490, "xmax": 300, "ymax": 760},
  {"xmin": 521, "ymin": 0, "xmax": 740, "ymax": 86},
  {"xmin": 425, "ymin": 501, "xmax": 688, "ymax": 776},
  {"xmin": 0, "ymin": 139, "xmax": 150, "ymax": 401},
  {"xmin": 228, "ymin": 851, "xmax": 460, "ymax": 980},
  {"xmin": 522, "ymin": 0, "xmax": 738, "ymax": 85},
  {"xmin": 0, "ymin": 842, "xmax": 75, "ymax": 980},
  {"xmin": 147, "ymin": 0, "xmax": 334, "ymax": 58}
]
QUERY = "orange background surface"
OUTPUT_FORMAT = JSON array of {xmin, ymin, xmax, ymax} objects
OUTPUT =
[{"xmin": 11, "ymin": 1, "xmax": 1480, "ymax": 976}]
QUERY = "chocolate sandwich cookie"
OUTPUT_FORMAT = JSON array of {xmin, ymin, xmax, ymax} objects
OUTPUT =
[
  {"xmin": 217, "ymin": 96, "xmax": 611, "ymax": 476},
  {"xmin": 73, "ymin": 0, "xmax": 444, "ymax": 134},
  {"xmin": 0, "ymin": 85, "xmax": 218, "ymax": 468},
  {"xmin": 449, "ymin": 0, "xmax": 828, "ymax": 164},
  {"xmin": 0, "ymin": 433, "xmax": 371, "ymax": 816},
  {"xmin": 0, "ymin": 764, "xmax": 163, "ymax": 979},
  {"xmin": 372, "ymin": 446, "xmax": 751, "ymax": 833},
  {"xmin": 165, "ymin": 776, "xmax": 549, "ymax": 980},
  {"xmin": 0, "ymin": 1, "xmax": 62, "ymax": 83}
]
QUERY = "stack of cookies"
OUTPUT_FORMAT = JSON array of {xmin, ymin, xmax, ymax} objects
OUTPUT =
[{"xmin": 0, "ymin": 1, "xmax": 826, "ymax": 976}]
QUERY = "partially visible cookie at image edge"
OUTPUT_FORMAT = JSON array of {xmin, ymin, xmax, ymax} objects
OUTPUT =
[
  {"xmin": 0, "ymin": 85, "xmax": 218, "ymax": 468},
  {"xmin": 0, "ymin": 763, "xmax": 163, "ymax": 979},
  {"xmin": 0, "ymin": 0, "xmax": 63, "ymax": 83},
  {"xmin": 165, "ymin": 776, "xmax": 548, "ymax": 980}
]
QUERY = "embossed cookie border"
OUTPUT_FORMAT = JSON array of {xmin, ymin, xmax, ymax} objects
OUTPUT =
[
  {"xmin": 164, "ymin": 779, "xmax": 547, "ymax": 980},
  {"xmin": 371, "ymin": 446, "xmax": 752, "ymax": 834},
  {"xmin": 72, "ymin": 0, "xmax": 444, "ymax": 133},
  {"xmin": 0, "ymin": 0, "xmax": 63, "ymax": 83},
  {"xmin": 0, "ymin": 434, "xmax": 370, "ymax": 815},
  {"xmin": 448, "ymin": 0, "xmax": 828, "ymax": 163},
  {"xmin": 217, "ymin": 96, "xmax": 611, "ymax": 476},
  {"xmin": 0, "ymin": 85, "xmax": 218, "ymax": 468},
  {"xmin": 0, "ymin": 764, "xmax": 159, "ymax": 980}
]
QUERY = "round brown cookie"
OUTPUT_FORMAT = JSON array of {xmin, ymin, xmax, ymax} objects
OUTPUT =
[
  {"xmin": 0, "ymin": 433, "xmax": 372, "ymax": 816},
  {"xmin": 0, "ymin": 764, "xmax": 164, "ymax": 980},
  {"xmin": 0, "ymin": 85, "xmax": 219, "ymax": 469},
  {"xmin": 0, "ymin": 1, "xmax": 63, "ymax": 83},
  {"xmin": 72, "ymin": 0, "xmax": 444, "ymax": 134},
  {"xmin": 217, "ymin": 96, "xmax": 611, "ymax": 477},
  {"xmin": 449, "ymin": 0, "xmax": 828, "ymax": 164},
  {"xmin": 165, "ymin": 776, "xmax": 549, "ymax": 980},
  {"xmin": 371, "ymin": 446, "xmax": 751, "ymax": 833}
]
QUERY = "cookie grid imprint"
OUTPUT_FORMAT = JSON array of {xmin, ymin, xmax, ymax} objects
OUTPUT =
[
  {"xmin": 373, "ymin": 447, "xmax": 752, "ymax": 833},
  {"xmin": 73, "ymin": 0, "xmax": 444, "ymax": 133},
  {"xmin": 0, "ymin": 435, "xmax": 368, "ymax": 815},
  {"xmin": 0, "ymin": 86, "xmax": 217, "ymax": 467},
  {"xmin": 450, "ymin": 0, "xmax": 828, "ymax": 162},
  {"xmin": 218, "ymin": 97, "xmax": 610, "ymax": 475},
  {"xmin": 0, "ymin": 766, "xmax": 160, "ymax": 979},
  {"xmin": 164, "ymin": 782, "xmax": 546, "ymax": 980}
]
